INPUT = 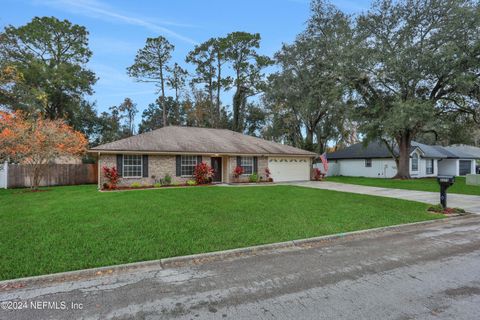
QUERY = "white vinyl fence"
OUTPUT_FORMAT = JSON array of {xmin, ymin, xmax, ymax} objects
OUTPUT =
[
  {"xmin": 313, "ymin": 162, "xmax": 339, "ymax": 177},
  {"xmin": 0, "ymin": 161, "xmax": 7, "ymax": 189}
]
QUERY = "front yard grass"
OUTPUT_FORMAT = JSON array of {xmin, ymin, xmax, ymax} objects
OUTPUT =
[
  {"xmin": 0, "ymin": 185, "xmax": 442, "ymax": 280},
  {"xmin": 326, "ymin": 176, "xmax": 479, "ymax": 196}
]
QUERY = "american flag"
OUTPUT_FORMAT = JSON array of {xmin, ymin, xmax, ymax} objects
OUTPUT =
[{"xmin": 319, "ymin": 152, "xmax": 328, "ymax": 173}]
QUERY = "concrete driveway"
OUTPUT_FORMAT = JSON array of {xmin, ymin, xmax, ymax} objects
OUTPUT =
[
  {"xmin": 1, "ymin": 216, "xmax": 480, "ymax": 319},
  {"xmin": 291, "ymin": 181, "xmax": 480, "ymax": 214}
]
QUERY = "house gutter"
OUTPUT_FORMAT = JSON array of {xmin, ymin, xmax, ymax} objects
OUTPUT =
[{"xmin": 87, "ymin": 150, "xmax": 316, "ymax": 157}]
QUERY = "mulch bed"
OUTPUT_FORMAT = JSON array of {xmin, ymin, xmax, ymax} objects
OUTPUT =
[
  {"xmin": 230, "ymin": 180, "xmax": 274, "ymax": 184},
  {"xmin": 101, "ymin": 183, "xmax": 214, "ymax": 192},
  {"xmin": 427, "ymin": 207, "xmax": 467, "ymax": 216}
]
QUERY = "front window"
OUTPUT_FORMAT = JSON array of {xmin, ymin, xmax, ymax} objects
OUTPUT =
[
  {"xmin": 123, "ymin": 155, "xmax": 142, "ymax": 177},
  {"xmin": 181, "ymin": 155, "xmax": 198, "ymax": 176},
  {"xmin": 411, "ymin": 153, "xmax": 419, "ymax": 171},
  {"xmin": 426, "ymin": 159, "xmax": 434, "ymax": 174},
  {"xmin": 365, "ymin": 159, "xmax": 372, "ymax": 167},
  {"xmin": 241, "ymin": 156, "xmax": 254, "ymax": 174}
]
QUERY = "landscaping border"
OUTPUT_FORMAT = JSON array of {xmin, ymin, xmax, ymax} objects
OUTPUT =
[{"xmin": 0, "ymin": 215, "xmax": 463, "ymax": 290}]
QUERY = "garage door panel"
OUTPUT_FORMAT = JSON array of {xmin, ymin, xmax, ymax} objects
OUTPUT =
[{"xmin": 268, "ymin": 157, "xmax": 310, "ymax": 182}]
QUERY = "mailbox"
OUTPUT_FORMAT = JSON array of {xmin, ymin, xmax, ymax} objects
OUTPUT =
[{"xmin": 437, "ymin": 175, "xmax": 455, "ymax": 209}]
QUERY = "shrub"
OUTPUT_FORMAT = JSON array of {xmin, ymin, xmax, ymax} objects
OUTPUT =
[
  {"xmin": 130, "ymin": 182, "xmax": 141, "ymax": 188},
  {"xmin": 233, "ymin": 166, "xmax": 244, "ymax": 179},
  {"xmin": 186, "ymin": 179, "xmax": 197, "ymax": 186},
  {"xmin": 313, "ymin": 168, "xmax": 323, "ymax": 181},
  {"xmin": 267, "ymin": 177, "xmax": 274, "ymax": 182},
  {"xmin": 161, "ymin": 173, "xmax": 172, "ymax": 186},
  {"xmin": 194, "ymin": 162, "xmax": 214, "ymax": 184},
  {"xmin": 249, "ymin": 172, "xmax": 259, "ymax": 183},
  {"xmin": 153, "ymin": 182, "xmax": 162, "ymax": 188},
  {"xmin": 102, "ymin": 166, "xmax": 120, "ymax": 189}
]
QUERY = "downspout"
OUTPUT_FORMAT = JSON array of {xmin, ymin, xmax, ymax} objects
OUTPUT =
[{"xmin": 97, "ymin": 152, "xmax": 101, "ymax": 190}]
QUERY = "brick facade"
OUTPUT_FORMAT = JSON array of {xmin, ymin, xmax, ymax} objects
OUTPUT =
[
  {"xmin": 98, "ymin": 154, "xmax": 214, "ymax": 187},
  {"xmin": 226, "ymin": 156, "xmax": 269, "ymax": 183},
  {"xmin": 98, "ymin": 154, "xmax": 269, "ymax": 187}
]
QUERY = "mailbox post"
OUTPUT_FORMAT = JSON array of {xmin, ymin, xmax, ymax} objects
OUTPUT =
[{"xmin": 437, "ymin": 176, "xmax": 455, "ymax": 209}]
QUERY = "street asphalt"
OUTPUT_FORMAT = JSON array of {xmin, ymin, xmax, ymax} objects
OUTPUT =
[{"xmin": 1, "ymin": 215, "xmax": 480, "ymax": 319}]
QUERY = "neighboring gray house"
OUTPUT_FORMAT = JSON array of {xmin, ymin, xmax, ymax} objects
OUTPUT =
[
  {"xmin": 326, "ymin": 141, "xmax": 479, "ymax": 178},
  {"xmin": 89, "ymin": 126, "xmax": 316, "ymax": 187},
  {"xmin": 445, "ymin": 144, "xmax": 480, "ymax": 174}
]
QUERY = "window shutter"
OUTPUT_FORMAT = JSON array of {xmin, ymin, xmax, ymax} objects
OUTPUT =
[
  {"xmin": 176, "ymin": 155, "xmax": 181, "ymax": 177},
  {"xmin": 116, "ymin": 154, "xmax": 123, "ymax": 177},
  {"xmin": 236, "ymin": 156, "xmax": 241, "ymax": 167},
  {"xmin": 142, "ymin": 155, "xmax": 148, "ymax": 177},
  {"xmin": 253, "ymin": 156, "xmax": 258, "ymax": 173},
  {"xmin": 197, "ymin": 155, "xmax": 202, "ymax": 164}
]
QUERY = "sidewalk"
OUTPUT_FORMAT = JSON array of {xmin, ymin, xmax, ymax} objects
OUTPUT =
[{"xmin": 290, "ymin": 181, "xmax": 480, "ymax": 214}]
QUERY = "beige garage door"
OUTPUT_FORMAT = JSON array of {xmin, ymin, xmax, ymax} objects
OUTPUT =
[{"xmin": 268, "ymin": 157, "xmax": 311, "ymax": 182}]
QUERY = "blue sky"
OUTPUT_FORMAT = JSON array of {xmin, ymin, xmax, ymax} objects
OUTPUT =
[{"xmin": 3, "ymin": 0, "xmax": 371, "ymax": 121}]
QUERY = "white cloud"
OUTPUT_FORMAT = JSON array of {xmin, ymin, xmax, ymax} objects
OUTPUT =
[
  {"xmin": 88, "ymin": 62, "xmax": 131, "ymax": 86},
  {"xmin": 89, "ymin": 37, "xmax": 139, "ymax": 55},
  {"xmin": 88, "ymin": 62, "xmax": 159, "ymax": 97},
  {"xmin": 36, "ymin": 0, "xmax": 199, "ymax": 45}
]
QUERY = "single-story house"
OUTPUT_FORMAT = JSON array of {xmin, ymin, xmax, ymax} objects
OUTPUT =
[
  {"xmin": 325, "ymin": 140, "xmax": 479, "ymax": 178},
  {"xmin": 89, "ymin": 126, "xmax": 316, "ymax": 187},
  {"xmin": 445, "ymin": 144, "xmax": 480, "ymax": 174}
]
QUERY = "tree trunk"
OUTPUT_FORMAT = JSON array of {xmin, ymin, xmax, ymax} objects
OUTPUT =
[
  {"xmin": 304, "ymin": 127, "xmax": 314, "ymax": 151},
  {"xmin": 160, "ymin": 66, "xmax": 166, "ymax": 127},
  {"xmin": 209, "ymin": 75, "xmax": 214, "ymax": 127},
  {"xmin": 233, "ymin": 86, "xmax": 241, "ymax": 132},
  {"xmin": 30, "ymin": 164, "xmax": 42, "ymax": 190},
  {"xmin": 216, "ymin": 55, "xmax": 222, "ymax": 127},
  {"xmin": 174, "ymin": 87, "xmax": 180, "ymax": 125},
  {"xmin": 393, "ymin": 133, "xmax": 411, "ymax": 179},
  {"xmin": 316, "ymin": 136, "xmax": 326, "ymax": 154}
]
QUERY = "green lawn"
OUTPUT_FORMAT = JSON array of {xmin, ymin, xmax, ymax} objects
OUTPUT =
[
  {"xmin": 326, "ymin": 176, "xmax": 480, "ymax": 196},
  {"xmin": 0, "ymin": 185, "xmax": 441, "ymax": 280}
]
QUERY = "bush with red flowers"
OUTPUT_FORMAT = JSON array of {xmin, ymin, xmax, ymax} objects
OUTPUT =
[
  {"xmin": 103, "ymin": 166, "xmax": 120, "ymax": 189},
  {"xmin": 265, "ymin": 167, "xmax": 271, "ymax": 179},
  {"xmin": 233, "ymin": 165, "xmax": 244, "ymax": 179},
  {"xmin": 313, "ymin": 168, "xmax": 323, "ymax": 181},
  {"xmin": 194, "ymin": 162, "xmax": 215, "ymax": 184}
]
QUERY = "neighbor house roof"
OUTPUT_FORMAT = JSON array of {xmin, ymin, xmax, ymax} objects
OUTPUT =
[
  {"xmin": 412, "ymin": 142, "xmax": 448, "ymax": 158},
  {"xmin": 445, "ymin": 144, "xmax": 480, "ymax": 159},
  {"xmin": 89, "ymin": 126, "xmax": 316, "ymax": 156},
  {"xmin": 327, "ymin": 140, "xmax": 480, "ymax": 160}
]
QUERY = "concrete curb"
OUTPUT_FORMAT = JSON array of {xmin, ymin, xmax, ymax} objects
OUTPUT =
[{"xmin": 0, "ymin": 216, "xmax": 465, "ymax": 290}]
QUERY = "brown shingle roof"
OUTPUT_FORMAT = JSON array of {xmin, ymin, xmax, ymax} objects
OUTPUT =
[{"xmin": 90, "ymin": 126, "xmax": 316, "ymax": 156}]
